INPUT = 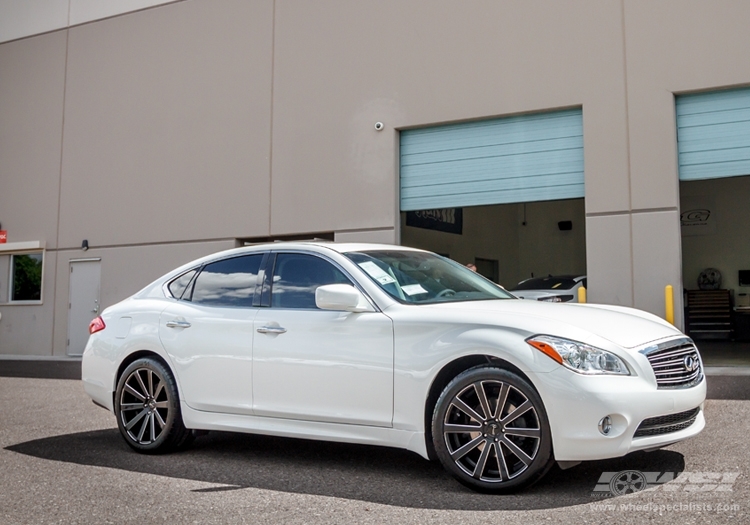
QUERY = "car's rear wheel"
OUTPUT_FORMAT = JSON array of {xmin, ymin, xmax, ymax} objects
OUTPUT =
[
  {"xmin": 115, "ymin": 357, "xmax": 192, "ymax": 453},
  {"xmin": 432, "ymin": 366, "xmax": 553, "ymax": 493}
]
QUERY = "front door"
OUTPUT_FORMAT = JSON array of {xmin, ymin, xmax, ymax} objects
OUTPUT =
[
  {"xmin": 68, "ymin": 259, "xmax": 101, "ymax": 356},
  {"xmin": 252, "ymin": 252, "xmax": 394, "ymax": 427}
]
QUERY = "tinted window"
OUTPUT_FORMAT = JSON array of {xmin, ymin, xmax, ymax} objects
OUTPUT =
[
  {"xmin": 271, "ymin": 253, "xmax": 350, "ymax": 309},
  {"xmin": 190, "ymin": 255, "xmax": 263, "ymax": 307},
  {"xmin": 167, "ymin": 269, "xmax": 197, "ymax": 299}
]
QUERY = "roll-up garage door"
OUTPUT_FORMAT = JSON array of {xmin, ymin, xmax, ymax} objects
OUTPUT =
[
  {"xmin": 676, "ymin": 87, "xmax": 750, "ymax": 181},
  {"xmin": 399, "ymin": 108, "xmax": 583, "ymax": 211}
]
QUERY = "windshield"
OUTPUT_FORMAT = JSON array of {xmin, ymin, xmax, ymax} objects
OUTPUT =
[
  {"xmin": 512, "ymin": 276, "xmax": 579, "ymax": 291},
  {"xmin": 346, "ymin": 250, "xmax": 513, "ymax": 304}
]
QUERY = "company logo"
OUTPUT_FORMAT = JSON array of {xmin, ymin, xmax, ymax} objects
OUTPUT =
[
  {"xmin": 592, "ymin": 471, "xmax": 740, "ymax": 496},
  {"xmin": 609, "ymin": 470, "xmax": 648, "ymax": 495},
  {"xmin": 680, "ymin": 209, "xmax": 711, "ymax": 223},
  {"xmin": 684, "ymin": 355, "xmax": 700, "ymax": 373}
]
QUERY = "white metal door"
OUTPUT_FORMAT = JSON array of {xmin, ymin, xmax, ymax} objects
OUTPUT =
[
  {"xmin": 159, "ymin": 302, "xmax": 258, "ymax": 415},
  {"xmin": 67, "ymin": 259, "xmax": 101, "ymax": 356},
  {"xmin": 252, "ymin": 308, "xmax": 395, "ymax": 427}
]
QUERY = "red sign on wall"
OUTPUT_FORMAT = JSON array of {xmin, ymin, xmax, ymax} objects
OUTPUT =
[{"xmin": 0, "ymin": 230, "xmax": 6, "ymax": 243}]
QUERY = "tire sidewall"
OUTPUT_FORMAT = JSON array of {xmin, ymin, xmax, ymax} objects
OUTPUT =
[{"xmin": 431, "ymin": 366, "xmax": 553, "ymax": 493}]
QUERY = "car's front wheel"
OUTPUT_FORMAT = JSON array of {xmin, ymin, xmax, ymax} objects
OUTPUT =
[
  {"xmin": 432, "ymin": 366, "xmax": 553, "ymax": 492},
  {"xmin": 115, "ymin": 357, "xmax": 192, "ymax": 453}
]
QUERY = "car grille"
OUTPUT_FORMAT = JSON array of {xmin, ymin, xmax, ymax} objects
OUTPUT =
[
  {"xmin": 643, "ymin": 339, "xmax": 703, "ymax": 389},
  {"xmin": 634, "ymin": 407, "xmax": 700, "ymax": 438}
]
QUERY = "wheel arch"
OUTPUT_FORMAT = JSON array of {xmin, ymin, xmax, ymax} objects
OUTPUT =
[
  {"xmin": 423, "ymin": 354, "xmax": 538, "ymax": 461},
  {"xmin": 112, "ymin": 350, "xmax": 176, "ymax": 409}
]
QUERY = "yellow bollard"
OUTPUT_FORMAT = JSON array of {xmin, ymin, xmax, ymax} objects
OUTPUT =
[
  {"xmin": 577, "ymin": 286, "xmax": 586, "ymax": 303},
  {"xmin": 665, "ymin": 285, "xmax": 674, "ymax": 325}
]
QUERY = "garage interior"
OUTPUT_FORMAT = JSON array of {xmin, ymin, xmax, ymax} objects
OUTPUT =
[
  {"xmin": 400, "ymin": 198, "xmax": 586, "ymax": 291},
  {"xmin": 681, "ymin": 175, "xmax": 750, "ymax": 365},
  {"xmin": 677, "ymin": 87, "xmax": 750, "ymax": 366}
]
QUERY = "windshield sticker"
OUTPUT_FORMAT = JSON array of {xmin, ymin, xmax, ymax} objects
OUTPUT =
[
  {"xmin": 402, "ymin": 284, "xmax": 428, "ymax": 296},
  {"xmin": 359, "ymin": 261, "xmax": 396, "ymax": 285}
]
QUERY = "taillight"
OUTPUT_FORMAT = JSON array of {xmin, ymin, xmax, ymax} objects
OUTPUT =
[{"xmin": 89, "ymin": 316, "xmax": 106, "ymax": 334}]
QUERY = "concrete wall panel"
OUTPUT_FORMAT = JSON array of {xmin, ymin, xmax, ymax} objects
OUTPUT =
[
  {"xmin": 0, "ymin": 31, "xmax": 66, "ymax": 248},
  {"xmin": 58, "ymin": 0, "xmax": 274, "ymax": 248},
  {"xmin": 334, "ymin": 229, "xmax": 397, "ymax": 245},
  {"xmin": 0, "ymin": 0, "xmax": 68, "ymax": 43},
  {"xmin": 632, "ymin": 210, "xmax": 683, "ymax": 328},
  {"xmin": 69, "ymin": 0, "xmax": 180, "ymax": 26},
  {"xmin": 585, "ymin": 214, "xmax": 633, "ymax": 306},
  {"xmin": 271, "ymin": 0, "xmax": 631, "ymax": 234}
]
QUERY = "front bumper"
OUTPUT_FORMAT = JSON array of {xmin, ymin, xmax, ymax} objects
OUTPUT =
[{"xmin": 530, "ymin": 366, "xmax": 706, "ymax": 462}]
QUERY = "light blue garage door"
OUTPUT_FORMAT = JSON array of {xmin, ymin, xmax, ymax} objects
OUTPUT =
[
  {"xmin": 399, "ymin": 108, "xmax": 584, "ymax": 211},
  {"xmin": 676, "ymin": 87, "xmax": 750, "ymax": 181}
]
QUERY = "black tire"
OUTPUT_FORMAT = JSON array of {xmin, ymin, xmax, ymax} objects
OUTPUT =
[
  {"xmin": 114, "ymin": 357, "xmax": 192, "ymax": 454},
  {"xmin": 431, "ymin": 366, "xmax": 553, "ymax": 493}
]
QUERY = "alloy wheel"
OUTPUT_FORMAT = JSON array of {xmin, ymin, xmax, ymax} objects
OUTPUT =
[
  {"xmin": 119, "ymin": 367, "xmax": 170, "ymax": 445},
  {"xmin": 442, "ymin": 379, "xmax": 542, "ymax": 483}
]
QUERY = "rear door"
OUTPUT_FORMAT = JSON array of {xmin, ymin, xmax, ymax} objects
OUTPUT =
[{"xmin": 159, "ymin": 253, "xmax": 264, "ymax": 415}]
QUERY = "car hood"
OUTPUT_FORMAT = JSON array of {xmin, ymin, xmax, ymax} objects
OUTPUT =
[{"xmin": 417, "ymin": 299, "xmax": 682, "ymax": 349}]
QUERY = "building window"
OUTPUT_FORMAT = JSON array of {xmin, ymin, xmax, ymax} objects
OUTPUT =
[{"xmin": 10, "ymin": 253, "xmax": 43, "ymax": 302}]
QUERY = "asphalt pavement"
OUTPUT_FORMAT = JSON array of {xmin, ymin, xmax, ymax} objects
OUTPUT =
[{"xmin": 0, "ymin": 373, "xmax": 748, "ymax": 524}]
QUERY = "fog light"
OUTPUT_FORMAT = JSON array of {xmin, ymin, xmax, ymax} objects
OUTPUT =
[{"xmin": 599, "ymin": 416, "xmax": 612, "ymax": 435}]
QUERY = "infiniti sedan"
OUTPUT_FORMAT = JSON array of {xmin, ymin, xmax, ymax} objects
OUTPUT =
[{"xmin": 82, "ymin": 243, "xmax": 705, "ymax": 493}]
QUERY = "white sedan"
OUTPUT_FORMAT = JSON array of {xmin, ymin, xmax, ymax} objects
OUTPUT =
[{"xmin": 82, "ymin": 242, "xmax": 706, "ymax": 493}]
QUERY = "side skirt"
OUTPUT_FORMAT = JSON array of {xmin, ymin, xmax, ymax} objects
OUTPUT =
[{"xmin": 181, "ymin": 402, "xmax": 429, "ymax": 459}]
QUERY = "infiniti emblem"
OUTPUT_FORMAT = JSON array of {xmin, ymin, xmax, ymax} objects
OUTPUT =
[{"xmin": 683, "ymin": 355, "xmax": 699, "ymax": 373}]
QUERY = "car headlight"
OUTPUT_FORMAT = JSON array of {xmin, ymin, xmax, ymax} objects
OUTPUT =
[
  {"xmin": 538, "ymin": 295, "xmax": 574, "ymax": 303},
  {"xmin": 527, "ymin": 335, "xmax": 630, "ymax": 375}
]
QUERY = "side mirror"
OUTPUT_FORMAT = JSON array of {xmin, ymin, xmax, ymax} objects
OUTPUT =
[{"xmin": 315, "ymin": 284, "xmax": 373, "ymax": 312}]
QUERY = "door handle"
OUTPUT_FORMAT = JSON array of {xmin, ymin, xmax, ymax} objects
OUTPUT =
[
  {"xmin": 257, "ymin": 326, "xmax": 287, "ymax": 334},
  {"xmin": 166, "ymin": 320, "xmax": 191, "ymax": 329}
]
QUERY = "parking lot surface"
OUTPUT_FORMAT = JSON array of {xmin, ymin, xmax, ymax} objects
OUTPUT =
[{"xmin": 0, "ymin": 375, "xmax": 748, "ymax": 525}]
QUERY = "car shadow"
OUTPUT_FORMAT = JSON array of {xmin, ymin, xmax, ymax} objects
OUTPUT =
[{"xmin": 6, "ymin": 429, "xmax": 684, "ymax": 510}]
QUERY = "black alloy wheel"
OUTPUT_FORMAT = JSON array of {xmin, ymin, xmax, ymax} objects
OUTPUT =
[
  {"xmin": 432, "ymin": 366, "xmax": 553, "ymax": 493},
  {"xmin": 115, "ymin": 357, "xmax": 192, "ymax": 453}
]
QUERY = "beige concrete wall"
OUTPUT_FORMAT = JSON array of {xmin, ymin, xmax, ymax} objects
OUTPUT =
[
  {"xmin": 0, "ymin": 0, "xmax": 182, "ymax": 43},
  {"xmin": 0, "ymin": 31, "xmax": 66, "ymax": 248},
  {"xmin": 58, "ymin": 0, "xmax": 274, "ymax": 248},
  {"xmin": 5, "ymin": 0, "xmax": 750, "ymax": 354},
  {"xmin": 0, "ymin": 32, "xmax": 66, "ymax": 356},
  {"xmin": 0, "ymin": 251, "xmax": 56, "ymax": 355},
  {"xmin": 271, "ymin": 0, "xmax": 630, "ymax": 230}
]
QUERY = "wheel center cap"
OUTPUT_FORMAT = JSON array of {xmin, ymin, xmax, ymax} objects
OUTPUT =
[
  {"xmin": 487, "ymin": 423, "xmax": 501, "ymax": 437},
  {"xmin": 147, "ymin": 398, "xmax": 157, "ymax": 410}
]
